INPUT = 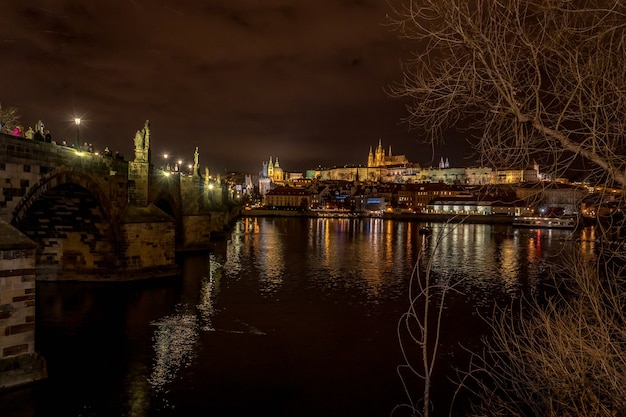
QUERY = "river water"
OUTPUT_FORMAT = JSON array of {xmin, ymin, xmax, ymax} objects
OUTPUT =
[{"xmin": 1, "ymin": 217, "xmax": 597, "ymax": 417}]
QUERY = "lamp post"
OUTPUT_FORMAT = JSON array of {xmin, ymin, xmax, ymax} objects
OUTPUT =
[{"xmin": 74, "ymin": 118, "xmax": 81, "ymax": 148}]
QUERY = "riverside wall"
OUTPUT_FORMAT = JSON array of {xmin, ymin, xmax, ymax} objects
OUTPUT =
[{"xmin": 241, "ymin": 209, "xmax": 516, "ymax": 224}]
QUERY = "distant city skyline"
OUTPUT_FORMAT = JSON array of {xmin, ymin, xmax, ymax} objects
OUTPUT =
[{"xmin": 238, "ymin": 134, "xmax": 472, "ymax": 176}]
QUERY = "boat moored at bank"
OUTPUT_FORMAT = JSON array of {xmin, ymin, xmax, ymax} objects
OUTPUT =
[{"xmin": 512, "ymin": 216, "xmax": 576, "ymax": 229}]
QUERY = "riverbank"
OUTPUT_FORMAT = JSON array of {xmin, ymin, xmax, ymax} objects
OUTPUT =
[{"xmin": 242, "ymin": 209, "xmax": 516, "ymax": 225}]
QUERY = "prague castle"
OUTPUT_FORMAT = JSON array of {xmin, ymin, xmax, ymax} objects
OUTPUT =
[
  {"xmin": 251, "ymin": 140, "xmax": 593, "ymax": 217},
  {"xmin": 258, "ymin": 139, "xmax": 542, "ymax": 192}
]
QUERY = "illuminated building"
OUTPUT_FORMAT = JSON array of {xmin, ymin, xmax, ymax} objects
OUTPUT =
[
  {"xmin": 367, "ymin": 139, "xmax": 409, "ymax": 167},
  {"xmin": 264, "ymin": 186, "xmax": 311, "ymax": 209},
  {"xmin": 397, "ymin": 183, "xmax": 465, "ymax": 212},
  {"xmin": 516, "ymin": 182, "xmax": 588, "ymax": 215}
]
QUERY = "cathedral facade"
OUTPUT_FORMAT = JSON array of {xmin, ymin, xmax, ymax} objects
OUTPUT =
[
  {"xmin": 367, "ymin": 139, "xmax": 409, "ymax": 167},
  {"xmin": 309, "ymin": 139, "xmax": 413, "ymax": 182}
]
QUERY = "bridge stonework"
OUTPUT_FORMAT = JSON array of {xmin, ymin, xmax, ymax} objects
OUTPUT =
[
  {"xmin": 0, "ymin": 126, "xmax": 237, "ymax": 390},
  {"xmin": 0, "ymin": 221, "xmax": 47, "ymax": 389}
]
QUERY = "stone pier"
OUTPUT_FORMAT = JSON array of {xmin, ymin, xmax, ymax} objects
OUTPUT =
[{"xmin": 0, "ymin": 220, "xmax": 47, "ymax": 390}]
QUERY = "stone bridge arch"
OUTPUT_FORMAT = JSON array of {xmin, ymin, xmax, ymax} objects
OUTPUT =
[
  {"xmin": 11, "ymin": 167, "xmax": 116, "ymax": 225},
  {"xmin": 10, "ymin": 168, "xmax": 122, "ymax": 280},
  {"xmin": 152, "ymin": 190, "xmax": 184, "ymax": 247},
  {"xmin": 153, "ymin": 191, "xmax": 179, "ymax": 219}
]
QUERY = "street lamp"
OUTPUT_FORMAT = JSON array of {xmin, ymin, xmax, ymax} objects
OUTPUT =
[{"xmin": 74, "ymin": 118, "xmax": 81, "ymax": 148}]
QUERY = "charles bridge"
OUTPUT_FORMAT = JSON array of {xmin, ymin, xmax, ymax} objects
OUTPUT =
[{"xmin": 0, "ymin": 121, "xmax": 240, "ymax": 390}]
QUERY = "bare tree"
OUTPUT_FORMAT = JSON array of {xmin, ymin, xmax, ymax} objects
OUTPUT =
[
  {"xmin": 387, "ymin": 0, "xmax": 626, "ymax": 188},
  {"xmin": 0, "ymin": 102, "xmax": 21, "ymax": 134},
  {"xmin": 387, "ymin": 1, "xmax": 626, "ymax": 416},
  {"xmin": 464, "ymin": 251, "xmax": 626, "ymax": 417},
  {"xmin": 394, "ymin": 223, "xmax": 464, "ymax": 417}
]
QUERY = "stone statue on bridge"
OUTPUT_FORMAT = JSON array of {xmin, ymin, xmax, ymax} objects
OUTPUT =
[
  {"xmin": 134, "ymin": 120, "xmax": 150, "ymax": 149},
  {"xmin": 133, "ymin": 120, "xmax": 151, "ymax": 162}
]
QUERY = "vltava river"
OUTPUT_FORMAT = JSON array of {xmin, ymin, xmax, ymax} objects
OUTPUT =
[{"xmin": 1, "ymin": 217, "xmax": 596, "ymax": 417}]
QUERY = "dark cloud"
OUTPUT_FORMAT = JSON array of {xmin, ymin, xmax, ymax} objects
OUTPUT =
[{"xmin": 0, "ymin": 0, "xmax": 468, "ymax": 173}]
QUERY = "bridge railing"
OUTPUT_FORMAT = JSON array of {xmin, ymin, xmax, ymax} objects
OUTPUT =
[{"xmin": 0, "ymin": 132, "xmax": 128, "ymax": 174}]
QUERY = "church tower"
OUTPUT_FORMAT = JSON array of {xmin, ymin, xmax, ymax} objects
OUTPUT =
[
  {"xmin": 367, "ymin": 146, "xmax": 374, "ymax": 167},
  {"xmin": 268, "ymin": 156, "xmax": 274, "ymax": 178},
  {"xmin": 261, "ymin": 160, "xmax": 268, "ymax": 178}
]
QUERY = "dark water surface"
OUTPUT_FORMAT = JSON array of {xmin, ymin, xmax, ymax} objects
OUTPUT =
[{"xmin": 1, "ymin": 217, "xmax": 596, "ymax": 417}]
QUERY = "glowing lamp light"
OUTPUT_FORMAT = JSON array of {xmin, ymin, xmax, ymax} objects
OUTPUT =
[{"xmin": 74, "ymin": 117, "xmax": 81, "ymax": 146}]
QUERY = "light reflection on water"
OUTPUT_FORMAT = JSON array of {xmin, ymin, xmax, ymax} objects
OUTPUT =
[
  {"xmin": 6, "ymin": 216, "xmax": 598, "ymax": 417},
  {"xmin": 147, "ymin": 313, "xmax": 199, "ymax": 393},
  {"xmin": 147, "ymin": 251, "xmax": 227, "ymax": 394},
  {"xmin": 222, "ymin": 218, "xmax": 595, "ymax": 307}
]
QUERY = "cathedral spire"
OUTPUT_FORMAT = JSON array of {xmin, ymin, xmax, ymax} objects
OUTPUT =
[{"xmin": 376, "ymin": 139, "xmax": 384, "ymax": 167}]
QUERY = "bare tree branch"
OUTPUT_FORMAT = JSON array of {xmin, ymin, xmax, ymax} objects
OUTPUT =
[
  {"xmin": 0, "ymin": 102, "xmax": 21, "ymax": 134},
  {"xmin": 387, "ymin": 0, "xmax": 626, "ymax": 187},
  {"xmin": 387, "ymin": 2, "xmax": 626, "ymax": 416}
]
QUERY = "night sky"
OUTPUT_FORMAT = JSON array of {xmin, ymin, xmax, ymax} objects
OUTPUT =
[{"xmin": 1, "ymin": 1, "xmax": 466, "ymax": 174}]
